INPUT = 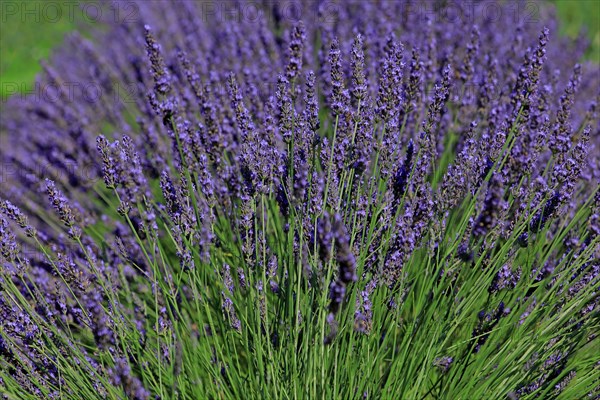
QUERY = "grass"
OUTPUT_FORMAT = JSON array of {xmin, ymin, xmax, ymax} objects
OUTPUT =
[
  {"xmin": 0, "ymin": 1, "xmax": 79, "ymax": 99},
  {"xmin": 2, "ymin": 102, "xmax": 598, "ymax": 398},
  {"xmin": 1, "ymin": 90, "xmax": 598, "ymax": 397},
  {"xmin": 550, "ymin": 0, "xmax": 600, "ymax": 63}
]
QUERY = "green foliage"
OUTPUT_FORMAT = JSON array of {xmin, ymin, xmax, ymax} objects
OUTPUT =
[
  {"xmin": 0, "ymin": 1, "xmax": 76, "ymax": 99},
  {"xmin": 0, "ymin": 2, "xmax": 599, "ymax": 399},
  {"xmin": 2, "ymin": 102, "xmax": 598, "ymax": 398},
  {"xmin": 550, "ymin": 0, "xmax": 600, "ymax": 63}
]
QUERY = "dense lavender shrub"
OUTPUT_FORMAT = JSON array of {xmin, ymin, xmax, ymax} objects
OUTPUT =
[{"xmin": 0, "ymin": 0, "xmax": 599, "ymax": 398}]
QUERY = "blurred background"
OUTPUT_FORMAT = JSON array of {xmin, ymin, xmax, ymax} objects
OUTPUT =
[{"xmin": 0, "ymin": 0, "xmax": 599, "ymax": 100}]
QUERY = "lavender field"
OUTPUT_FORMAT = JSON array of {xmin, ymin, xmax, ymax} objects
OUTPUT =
[{"xmin": 0, "ymin": 1, "xmax": 599, "ymax": 399}]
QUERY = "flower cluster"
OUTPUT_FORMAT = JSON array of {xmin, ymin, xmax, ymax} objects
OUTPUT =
[{"xmin": 0, "ymin": 1, "xmax": 598, "ymax": 399}]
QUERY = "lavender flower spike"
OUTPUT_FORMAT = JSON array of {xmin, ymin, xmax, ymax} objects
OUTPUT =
[{"xmin": 45, "ymin": 179, "xmax": 81, "ymax": 239}]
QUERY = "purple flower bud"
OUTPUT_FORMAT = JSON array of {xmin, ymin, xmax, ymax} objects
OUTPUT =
[
  {"xmin": 376, "ymin": 33, "xmax": 404, "ymax": 125},
  {"xmin": 401, "ymin": 47, "xmax": 423, "ymax": 120},
  {"xmin": 329, "ymin": 38, "xmax": 349, "ymax": 116},
  {"xmin": 276, "ymin": 74, "xmax": 293, "ymax": 143},
  {"xmin": 304, "ymin": 71, "xmax": 320, "ymax": 133},
  {"xmin": 473, "ymin": 173, "xmax": 506, "ymax": 238},
  {"xmin": 317, "ymin": 211, "xmax": 334, "ymax": 264},
  {"xmin": 286, "ymin": 22, "xmax": 306, "ymax": 80},
  {"xmin": 489, "ymin": 264, "xmax": 522, "ymax": 294},
  {"xmin": 529, "ymin": 190, "xmax": 561, "ymax": 234},
  {"xmin": 332, "ymin": 213, "xmax": 357, "ymax": 284},
  {"xmin": 351, "ymin": 34, "xmax": 367, "ymax": 102},
  {"xmin": 392, "ymin": 140, "xmax": 414, "ymax": 203},
  {"xmin": 433, "ymin": 356, "xmax": 454, "ymax": 373},
  {"xmin": 328, "ymin": 281, "xmax": 346, "ymax": 314},
  {"xmin": 109, "ymin": 358, "xmax": 150, "ymax": 400},
  {"xmin": 550, "ymin": 64, "xmax": 582, "ymax": 156},
  {"xmin": 45, "ymin": 179, "xmax": 80, "ymax": 239},
  {"xmin": 221, "ymin": 295, "xmax": 241, "ymax": 332},
  {"xmin": 0, "ymin": 200, "xmax": 36, "ymax": 237},
  {"xmin": 237, "ymin": 268, "xmax": 247, "ymax": 290},
  {"xmin": 354, "ymin": 279, "xmax": 376, "ymax": 334},
  {"xmin": 221, "ymin": 263, "xmax": 234, "ymax": 295},
  {"xmin": 96, "ymin": 135, "xmax": 117, "ymax": 189},
  {"xmin": 267, "ymin": 255, "xmax": 279, "ymax": 294},
  {"xmin": 0, "ymin": 216, "xmax": 20, "ymax": 263},
  {"xmin": 144, "ymin": 24, "xmax": 171, "ymax": 96}
]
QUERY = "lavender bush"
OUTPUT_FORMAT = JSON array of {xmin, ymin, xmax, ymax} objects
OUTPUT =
[{"xmin": 0, "ymin": 1, "xmax": 599, "ymax": 398}]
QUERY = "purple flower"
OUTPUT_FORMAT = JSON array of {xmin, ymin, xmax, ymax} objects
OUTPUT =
[
  {"xmin": 376, "ymin": 33, "xmax": 404, "ymax": 126},
  {"xmin": 221, "ymin": 295, "xmax": 241, "ymax": 332},
  {"xmin": 286, "ymin": 22, "xmax": 306, "ymax": 81},
  {"xmin": 144, "ymin": 24, "xmax": 171, "ymax": 96},
  {"xmin": 317, "ymin": 211, "xmax": 334, "ymax": 264},
  {"xmin": 550, "ymin": 64, "xmax": 582, "ymax": 156},
  {"xmin": 276, "ymin": 74, "xmax": 293, "ymax": 143},
  {"xmin": 267, "ymin": 255, "xmax": 279, "ymax": 294},
  {"xmin": 354, "ymin": 279, "xmax": 376, "ymax": 334},
  {"xmin": 332, "ymin": 213, "xmax": 357, "ymax": 285},
  {"xmin": 45, "ymin": 179, "xmax": 81, "ymax": 239},
  {"xmin": 489, "ymin": 264, "xmax": 522, "ymax": 294},
  {"xmin": 304, "ymin": 71, "xmax": 320, "ymax": 133},
  {"xmin": 328, "ymin": 38, "xmax": 349, "ymax": 116},
  {"xmin": 0, "ymin": 216, "xmax": 20, "ymax": 263},
  {"xmin": 329, "ymin": 281, "xmax": 346, "ymax": 313},
  {"xmin": 351, "ymin": 34, "xmax": 367, "ymax": 102},
  {"xmin": 237, "ymin": 268, "xmax": 247, "ymax": 290},
  {"xmin": 109, "ymin": 358, "xmax": 150, "ymax": 400},
  {"xmin": 529, "ymin": 190, "xmax": 561, "ymax": 234},
  {"xmin": 221, "ymin": 263, "xmax": 235, "ymax": 295},
  {"xmin": 0, "ymin": 1, "xmax": 598, "ymax": 397},
  {"xmin": 96, "ymin": 135, "xmax": 117, "ymax": 189},
  {"xmin": 473, "ymin": 173, "xmax": 506, "ymax": 238},
  {"xmin": 392, "ymin": 140, "xmax": 414, "ymax": 204},
  {"xmin": 0, "ymin": 200, "xmax": 36, "ymax": 238},
  {"xmin": 433, "ymin": 356, "xmax": 454, "ymax": 373}
]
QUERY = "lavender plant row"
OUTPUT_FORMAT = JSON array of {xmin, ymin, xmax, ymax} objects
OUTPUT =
[{"xmin": 0, "ymin": 0, "xmax": 599, "ymax": 398}]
